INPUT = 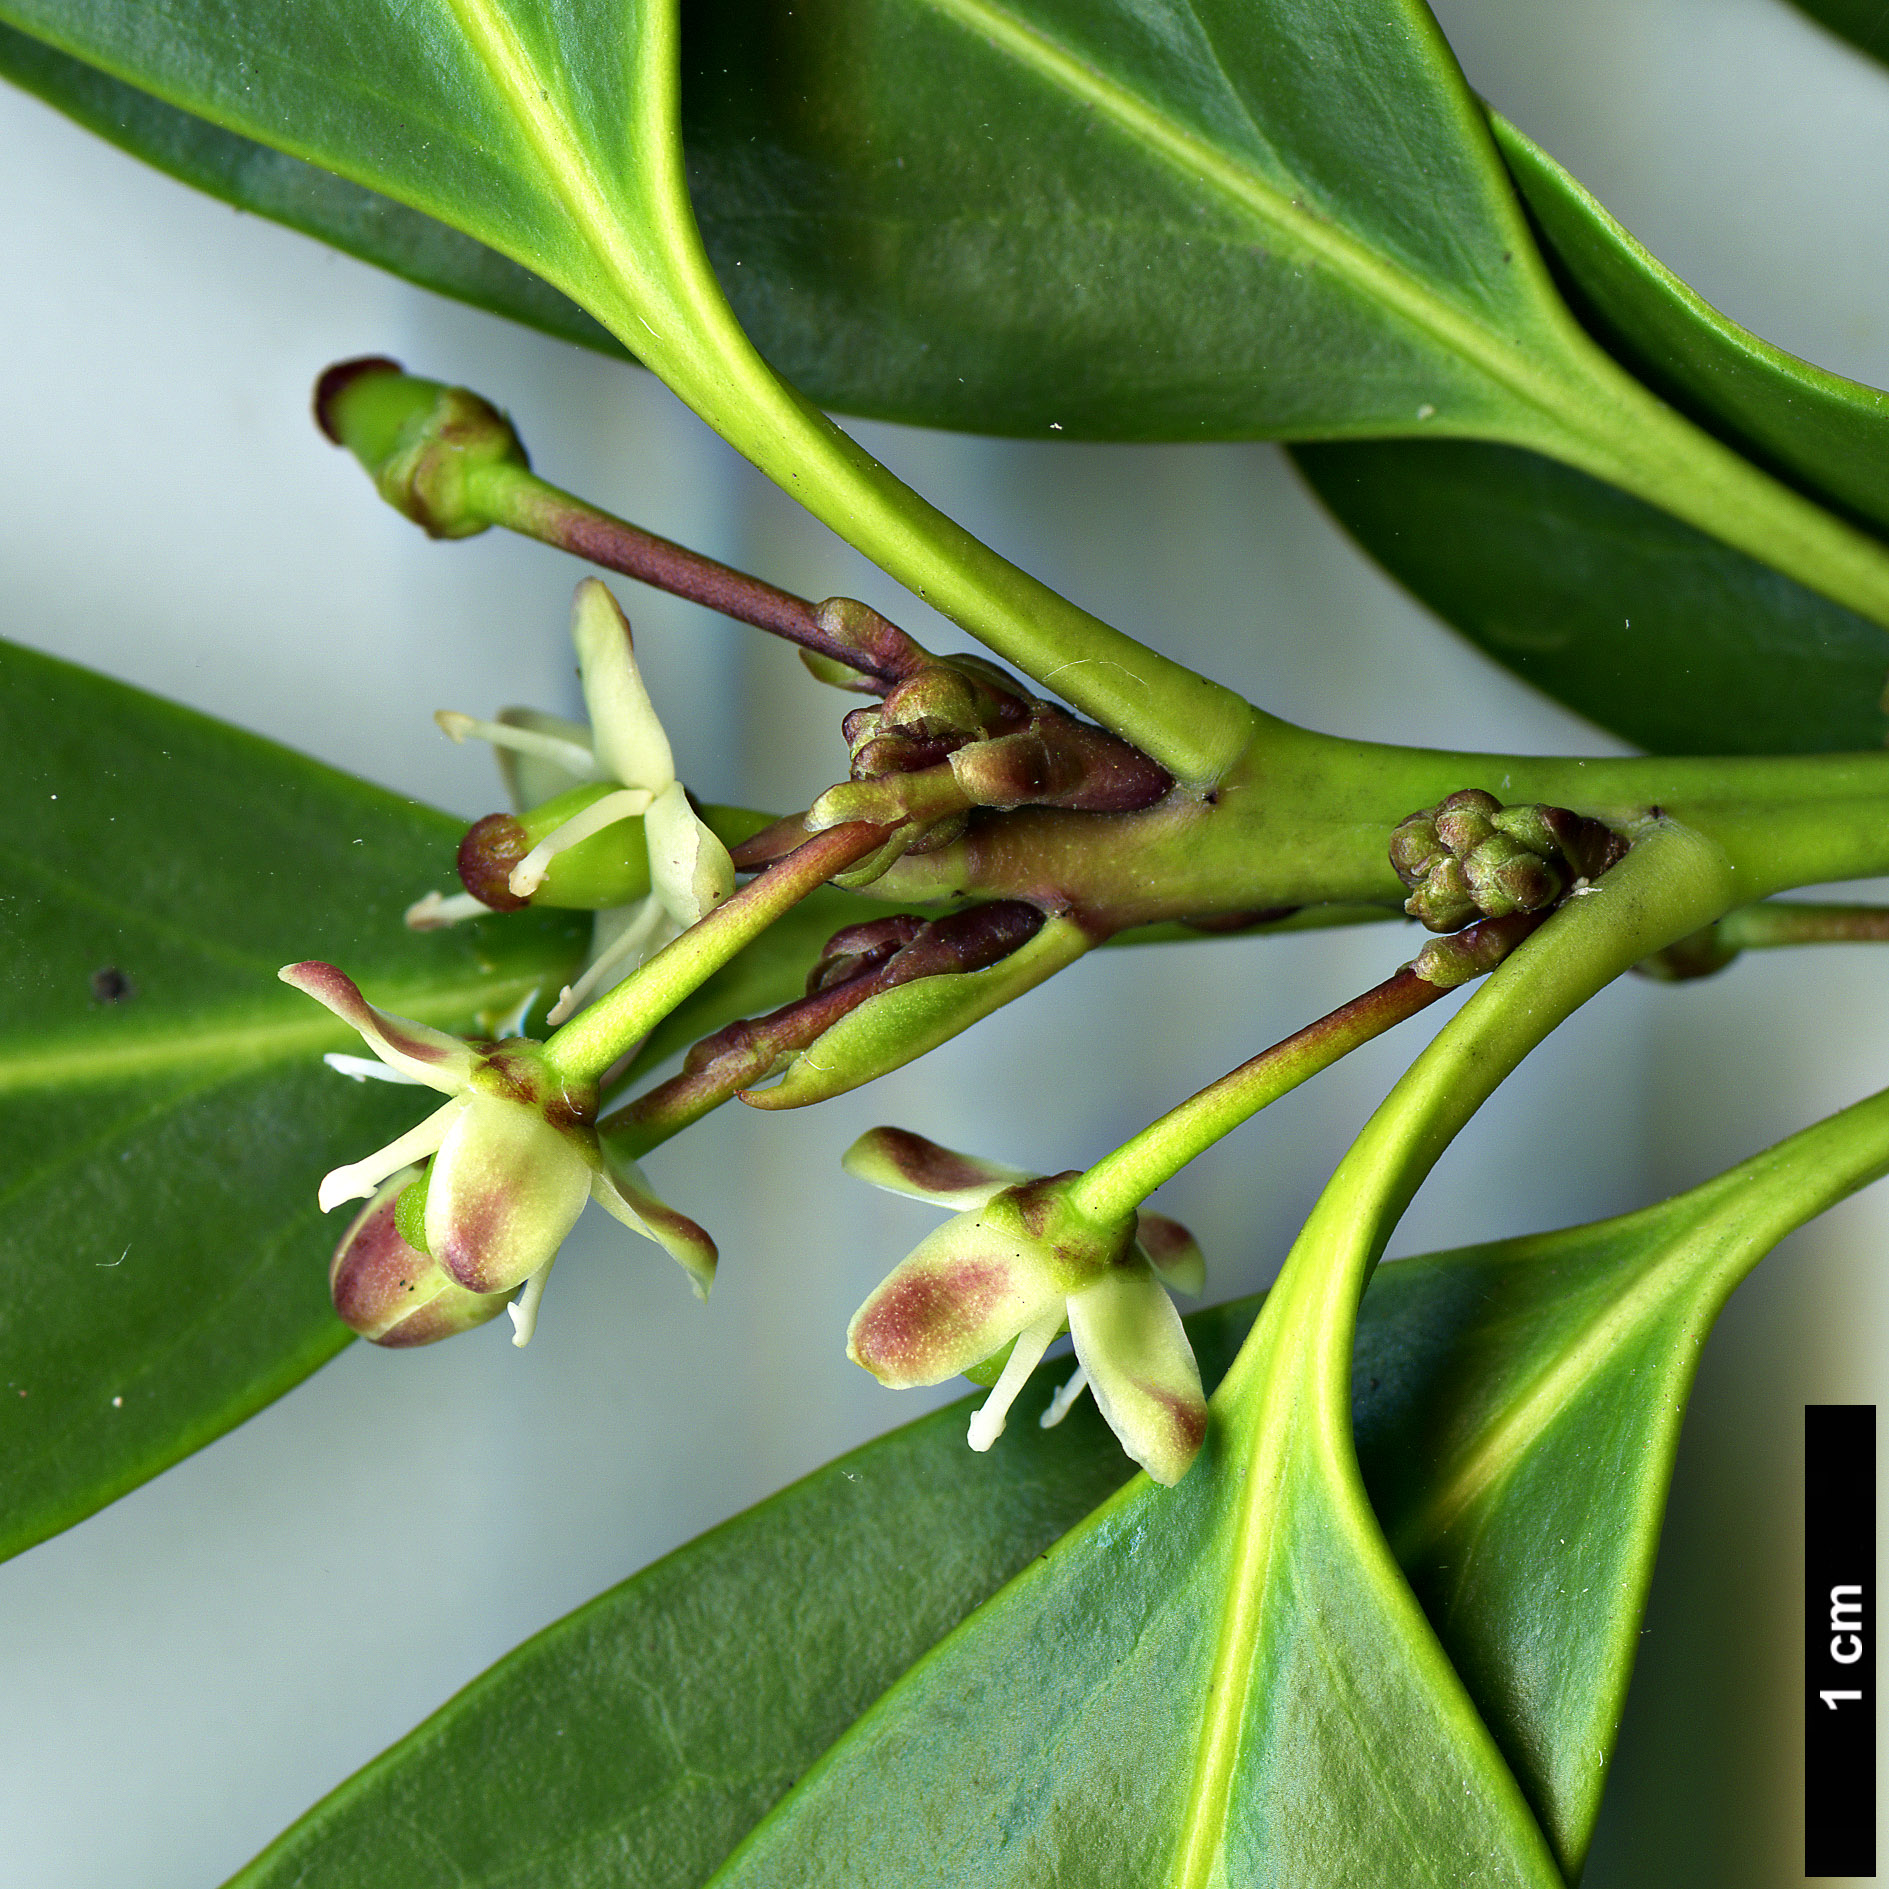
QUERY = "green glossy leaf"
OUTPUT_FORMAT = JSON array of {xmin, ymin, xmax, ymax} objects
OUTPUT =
[
  {"xmin": 0, "ymin": 0, "xmax": 1250, "ymax": 776},
  {"xmin": 222, "ymin": 1302, "xmax": 1256, "ymax": 1889},
  {"xmin": 1788, "ymin": 0, "xmax": 1889, "ymax": 62},
  {"xmin": 10, "ymin": 0, "xmax": 1889, "ymax": 739},
  {"xmin": 3, "ymin": 0, "xmax": 1568, "ymax": 441},
  {"xmin": 0, "ymin": 639, "xmax": 906, "ymax": 1563},
  {"xmin": 229, "ymin": 1075, "xmax": 1889, "ymax": 1888},
  {"xmin": 1491, "ymin": 113, "xmax": 1889, "ymax": 538},
  {"xmin": 1292, "ymin": 437, "xmax": 1889, "ymax": 755},
  {"xmin": 0, "ymin": 21, "xmax": 626, "ymax": 361},
  {"xmin": 0, "ymin": 635, "xmax": 585, "ymax": 1562},
  {"xmin": 1355, "ymin": 1080, "xmax": 1889, "ymax": 1874},
  {"xmin": 708, "ymin": 828, "xmax": 1732, "ymax": 1887},
  {"xmin": 1291, "ymin": 111, "xmax": 1889, "ymax": 757}
]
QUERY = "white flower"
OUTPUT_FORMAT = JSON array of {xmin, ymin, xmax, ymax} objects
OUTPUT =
[
  {"xmin": 282, "ymin": 961, "xmax": 718, "ymax": 1342},
  {"xmin": 408, "ymin": 578, "xmax": 736, "ymax": 1027},
  {"xmin": 841, "ymin": 1128, "xmax": 1208, "ymax": 1485}
]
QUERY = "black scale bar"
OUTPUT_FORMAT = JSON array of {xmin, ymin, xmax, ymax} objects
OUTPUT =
[{"xmin": 1806, "ymin": 1404, "xmax": 1875, "ymax": 1878}]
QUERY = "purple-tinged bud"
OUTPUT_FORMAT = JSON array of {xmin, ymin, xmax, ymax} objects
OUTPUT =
[
  {"xmin": 878, "ymin": 902, "xmax": 1045, "ymax": 982},
  {"xmin": 852, "ymin": 730, "xmax": 956, "ymax": 780},
  {"xmin": 807, "ymin": 916, "xmax": 928, "ymax": 993},
  {"xmin": 877, "ymin": 659, "xmax": 1029, "ymax": 746},
  {"xmin": 1407, "ymin": 854, "xmax": 1479, "ymax": 932},
  {"xmin": 1509, "ymin": 805, "xmax": 1627, "ymax": 883},
  {"xmin": 330, "ymin": 1170, "xmax": 510, "ymax": 1347},
  {"xmin": 810, "ymin": 596, "xmax": 930, "ymax": 684},
  {"xmin": 457, "ymin": 813, "xmax": 531, "ymax": 912},
  {"xmin": 949, "ymin": 730, "xmax": 1086, "ymax": 808},
  {"xmin": 455, "ymin": 784, "xmax": 653, "ymax": 913},
  {"xmin": 1463, "ymin": 833, "xmax": 1563, "ymax": 917},
  {"xmin": 1393, "ymin": 791, "xmax": 1626, "ymax": 934},
  {"xmin": 1433, "ymin": 788, "xmax": 1501, "ymax": 856},
  {"xmin": 314, "ymin": 357, "xmax": 528, "ymax": 540},
  {"xmin": 1389, "ymin": 813, "xmax": 1444, "ymax": 890},
  {"xmin": 1410, "ymin": 911, "xmax": 1541, "ymax": 988}
]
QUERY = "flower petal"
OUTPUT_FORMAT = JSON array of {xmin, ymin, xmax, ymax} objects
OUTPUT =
[
  {"xmin": 645, "ymin": 779, "xmax": 737, "ymax": 927},
  {"xmin": 847, "ymin": 1213, "xmax": 1061, "ymax": 1389},
  {"xmin": 279, "ymin": 962, "xmax": 478, "ymax": 1092},
  {"xmin": 316, "ymin": 1097, "xmax": 464, "ymax": 1213},
  {"xmin": 571, "ymin": 579, "xmax": 675, "ymax": 791},
  {"xmin": 591, "ymin": 1153, "xmax": 718, "ymax": 1300},
  {"xmin": 1067, "ymin": 1266, "xmax": 1207, "ymax": 1486},
  {"xmin": 425, "ymin": 1095, "xmax": 594, "ymax": 1295},
  {"xmin": 1133, "ymin": 1210, "xmax": 1207, "ymax": 1296},
  {"xmin": 841, "ymin": 1127, "xmax": 1034, "ymax": 1210},
  {"xmin": 403, "ymin": 890, "xmax": 493, "ymax": 932}
]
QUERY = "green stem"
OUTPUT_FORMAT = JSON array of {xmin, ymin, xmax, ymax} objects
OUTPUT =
[
  {"xmin": 542, "ymin": 823, "xmax": 886, "ymax": 1083},
  {"xmin": 1222, "ymin": 818, "xmax": 1738, "ymax": 1412},
  {"xmin": 1519, "ymin": 336, "xmax": 1889, "ymax": 631},
  {"xmin": 1722, "ymin": 900, "xmax": 1889, "ymax": 950},
  {"xmin": 1071, "ymin": 967, "xmax": 1448, "ymax": 1224},
  {"xmin": 517, "ymin": 3, "xmax": 1258, "ymax": 784}
]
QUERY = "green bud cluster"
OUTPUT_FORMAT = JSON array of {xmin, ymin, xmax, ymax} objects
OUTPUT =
[{"xmin": 1391, "ymin": 790, "xmax": 1626, "ymax": 933}]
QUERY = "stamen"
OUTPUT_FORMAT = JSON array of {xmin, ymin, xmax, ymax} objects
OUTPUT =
[
  {"xmin": 509, "ymin": 787, "xmax": 655, "ymax": 899},
  {"xmin": 546, "ymin": 899, "xmax": 671, "ymax": 1026},
  {"xmin": 322, "ymin": 1053, "xmax": 425, "ymax": 1086},
  {"xmin": 1039, "ymin": 1364, "xmax": 1091, "ymax": 1429},
  {"xmin": 967, "ymin": 1310, "xmax": 1064, "ymax": 1453},
  {"xmin": 404, "ymin": 890, "xmax": 490, "ymax": 931},
  {"xmin": 435, "ymin": 710, "xmax": 601, "ymax": 779},
  {"xmin": 508, "ymin": 1257, "xmax": 556, "ymax": 1347},
  {"xmin": 316, "ymin": 1098, "xmax": 463, "ymax": 1213}
]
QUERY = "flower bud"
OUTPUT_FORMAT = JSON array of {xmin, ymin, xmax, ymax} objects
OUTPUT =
[
  {"xmin": 806, "ymin": 916, "xmax": 928, "ymax": 993},
  {"xmin": 1462, "ymin": 832, "xmax": 1564, "ymax": 917},
  {"xmin": 1388, "ymin": 813, "xmax": 1444, "ymax": 889},
  {"xmin": 1406, "ymin": 854, "xmax": 1479, "ymax": 931},
  {"xmin": 314, "ymin": 357, "xmax": 528, "ymax": 539},
  {"xmin": 1394, "ymin": 790, "xmax": 1626, "ymax": 933},
  {"xmin": 329, "ymin": 1170, "xmax": 510, "ymax": 1347},
  {"xmin": 457, "ymin": 783, "xmax": 654, "ymax": 913},
  {"xmin": 1431, "ymin": 788, "xmax": 1502, "ymax": 855}
]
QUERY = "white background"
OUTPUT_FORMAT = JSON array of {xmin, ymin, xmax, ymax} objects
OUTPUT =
[{"xmin": 1, "ymin": 0, "xmax": 1885, "ymax": 1881}]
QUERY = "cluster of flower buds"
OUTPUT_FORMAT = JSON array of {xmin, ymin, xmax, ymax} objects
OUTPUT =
[
  {"xmin": 841, "ymin": 1128, "xmax": 1208, "ymax": 1485},
  {"xmin": 1390, "ymin": 789, "xmax": 1627, "ymax": 933},
  {"xmin": 773, "ymin": 620, "xmax": 1174, "ymax": 881}
]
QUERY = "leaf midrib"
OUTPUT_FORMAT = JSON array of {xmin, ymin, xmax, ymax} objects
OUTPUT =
[
  {"xmin": 0, "ymin": 973, "xmax": 545, "ymax": 1095},
  {"xmin": 1392, "ymin": 1247, "xmax": 1698, "ymax": 1557},
  {"xmin": 914, "ymin": 0, "xmax": 1592, "ymax": 436},
  {"xmin": 436, "ymin": 0, "xmax": 668, "ymax": 332}
]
